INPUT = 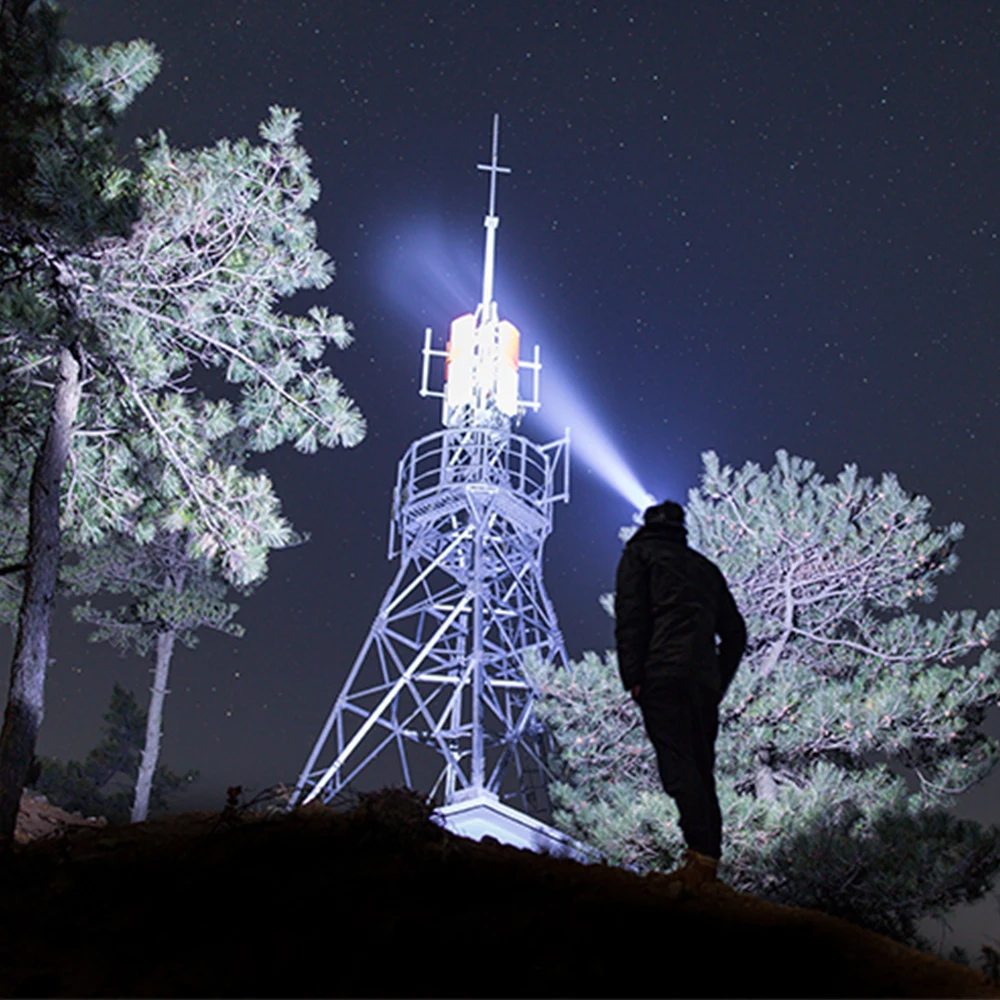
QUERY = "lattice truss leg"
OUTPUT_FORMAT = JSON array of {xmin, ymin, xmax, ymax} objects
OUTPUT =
[{"xmin": 292, "ymin": 489, "xmax": 568, "ymax": 815}]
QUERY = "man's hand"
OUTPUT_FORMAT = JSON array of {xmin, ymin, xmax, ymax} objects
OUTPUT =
[{"xmin": 631, "ymin": 684, "xmax": 641, "ymax": 702}]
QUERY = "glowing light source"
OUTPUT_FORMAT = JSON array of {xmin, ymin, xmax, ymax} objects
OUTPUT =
[
  {"xmin": 496, "ymin": 319, "xmax": 520, "ymax": 417},
  {"xmin": 444, "ymin": 313, "xmax": 476, "ymax": 412}
]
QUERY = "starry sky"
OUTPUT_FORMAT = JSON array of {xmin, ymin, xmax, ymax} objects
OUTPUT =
[{"xmin": 3, "ymin": 0, "xmax": 999, "ymax": 957}]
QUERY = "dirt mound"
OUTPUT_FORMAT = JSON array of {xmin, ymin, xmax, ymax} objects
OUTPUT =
[
  {"xmin": 14, "ymin": 789, "xmax": 106, "ymax": 844},
  {"xmin": 1, "ymin": 786, "xmax": 997, "ymax": 998}
]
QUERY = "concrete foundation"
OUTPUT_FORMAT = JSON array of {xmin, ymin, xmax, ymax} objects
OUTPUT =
[{"xmin": 432, "ymin": 789, "xmax": 600, "ymax": 865}]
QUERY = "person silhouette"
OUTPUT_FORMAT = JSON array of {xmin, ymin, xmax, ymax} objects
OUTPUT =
[{"xmin": 615, "ymin": 499, "xmax": 746, "ymax": 888}]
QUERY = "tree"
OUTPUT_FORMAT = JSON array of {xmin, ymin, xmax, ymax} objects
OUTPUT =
[
  {"xmin": 0, "ymin": 4, "xmax": 365, "ymax": 844},
  {"xmin": 527, "ymin": 450, "xmax": 1000, "ymax": 955},
  {"xmin": 66, "ymin": 530, "xmax": 245, "ymax": 823},
  {"xmin": 61, "ymin": 422, "xmax": 271, "ymax": 824},
  {"xmin": 0, "ymin": 383, "xmax": 38, "ymax": 627},
  {"xmin": 63, "ymin": 440, "xmax": 269, "ymax": 823},
  {"xmin": 0, "ymin": 0, "xmax": 159, "ymax": 845},
  {"xmin": 31, "ymin": 681, "xmax": 196, "ymax": 823}
]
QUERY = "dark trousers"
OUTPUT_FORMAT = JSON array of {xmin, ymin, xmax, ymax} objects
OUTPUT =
[{"xmin": 638, "ymin": 675, "xmax": 722, "ymax": 860}]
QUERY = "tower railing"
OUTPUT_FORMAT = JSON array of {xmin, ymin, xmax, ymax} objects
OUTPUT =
[{"xmin": 389, "ymin": 426, "xmax": 569, "ymax": 562}]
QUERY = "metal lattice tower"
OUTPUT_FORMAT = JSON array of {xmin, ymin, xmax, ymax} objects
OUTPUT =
[{"xmin": 289, "ymin": 115, "xmax": 571, "ymax": 820}]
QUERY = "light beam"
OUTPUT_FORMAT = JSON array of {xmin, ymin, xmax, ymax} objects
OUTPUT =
[{"xmin": 534, "ymin": 367, "xmax": 656, "ymax": 513}]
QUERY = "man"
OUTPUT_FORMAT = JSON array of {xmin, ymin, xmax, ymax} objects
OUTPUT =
[{"xmin": 615, "ymin": 499, "xmax": 746, "ymax": 891}]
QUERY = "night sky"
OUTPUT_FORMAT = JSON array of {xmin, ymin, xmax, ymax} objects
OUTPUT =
[{"xmin": 3, "ymin": 0, "xmax": 999, "ymax": 956}]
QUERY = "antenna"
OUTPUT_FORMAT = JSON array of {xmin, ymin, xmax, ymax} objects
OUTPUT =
[
  {"xmin": 476, "ymin": 113, "xmax": 511, "ymax": 318},
  {"xmin": 419, "ymin": 115, "xmax": 542, "ymax": 427}
]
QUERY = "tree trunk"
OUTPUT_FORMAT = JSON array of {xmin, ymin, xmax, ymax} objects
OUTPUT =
[
  {"xmin": 131, "ymin": 627, "xmax": 177, "ymax": 823},
  {"xmin": 0, "ymin": 346, "xmax": 82, "ymax": 845}
]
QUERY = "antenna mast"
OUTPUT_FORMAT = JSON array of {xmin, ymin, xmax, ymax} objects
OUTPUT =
[
  {"xmin": 418, "ymin": 113, "xmax": 540, "ymax": 428},
  {"xmin": 477, "ymin": 113, "xmax": 511, "ymax": 319}
]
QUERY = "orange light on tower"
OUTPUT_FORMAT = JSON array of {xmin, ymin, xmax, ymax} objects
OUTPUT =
[
  {"xmin": 444, "ymin": 313, "xmax": 476, "ymax": 414},
  {"xmin": 497, "ymin": 320, "xmax": 520, "ymax": 417}
]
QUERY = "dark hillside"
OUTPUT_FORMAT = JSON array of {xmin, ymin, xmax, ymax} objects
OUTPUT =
[{"xmin": 2, "ymin": 787, "xmax": 998, "ymax": 998}]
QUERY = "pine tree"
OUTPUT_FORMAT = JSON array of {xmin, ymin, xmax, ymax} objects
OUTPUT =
[
  {"xmin": 60, "ymin": 423, "xmax": 271, "ymax": 824},
  {"xmin": 527, "ymin": 450, "xmax": 1000, "ymax": 954},
  {"xmin": 62, "ymin": 439, "xmax": 268, "ymax": 825},
  {"xmin": 65, "ymin": 529, "xmax": 246, "ymax": 823},
  {"xmin": 0, "ymin": 5, "xmax": 365, "ymax": 843},
  {"xmin": 0, "ymin": 381, "xmax": 37, "ymax": 626},
  {"xmin": 31, "ymin": 681, "xmax": 196, "ymax": 824},
  {"xmin": 0, "ymin": 0, "xmax": 159, "ymax": 846}
]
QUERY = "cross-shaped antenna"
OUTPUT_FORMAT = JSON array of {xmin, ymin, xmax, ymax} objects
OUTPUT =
[
  {"xmin": 478, "ymin": 112, "xmax": 511, "ymax": 219},
  {"xmin": 477, "ymin": 113, "xmax": 511, "ymax": 315}
]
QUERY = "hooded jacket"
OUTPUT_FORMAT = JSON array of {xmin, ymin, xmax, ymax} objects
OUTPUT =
[{"xmin": 614, "ymin": 516, "xmax": 746, "ymax": 699}]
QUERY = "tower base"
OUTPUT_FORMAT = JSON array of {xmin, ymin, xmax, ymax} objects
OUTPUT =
[{"xmin": 431, "ymin": 789, "xmax": 599, "ymax": 865}]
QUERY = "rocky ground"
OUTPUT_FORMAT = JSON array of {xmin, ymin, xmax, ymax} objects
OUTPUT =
[
  {"xmin": 13, "ymin": 790, "xmax": 107, "ymax": 845},
  {"xmin": 2, "ymin": 786, "xmax": 999, "ymax": 998}
]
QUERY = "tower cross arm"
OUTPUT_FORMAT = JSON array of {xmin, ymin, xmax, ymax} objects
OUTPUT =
[
  {"xmin": 477, "ymin": 113, "xmax": 512, "ymax": 219},
  {"xmin": 476, "ymin": 113, "xmax": 512, "ymax": 317}
]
